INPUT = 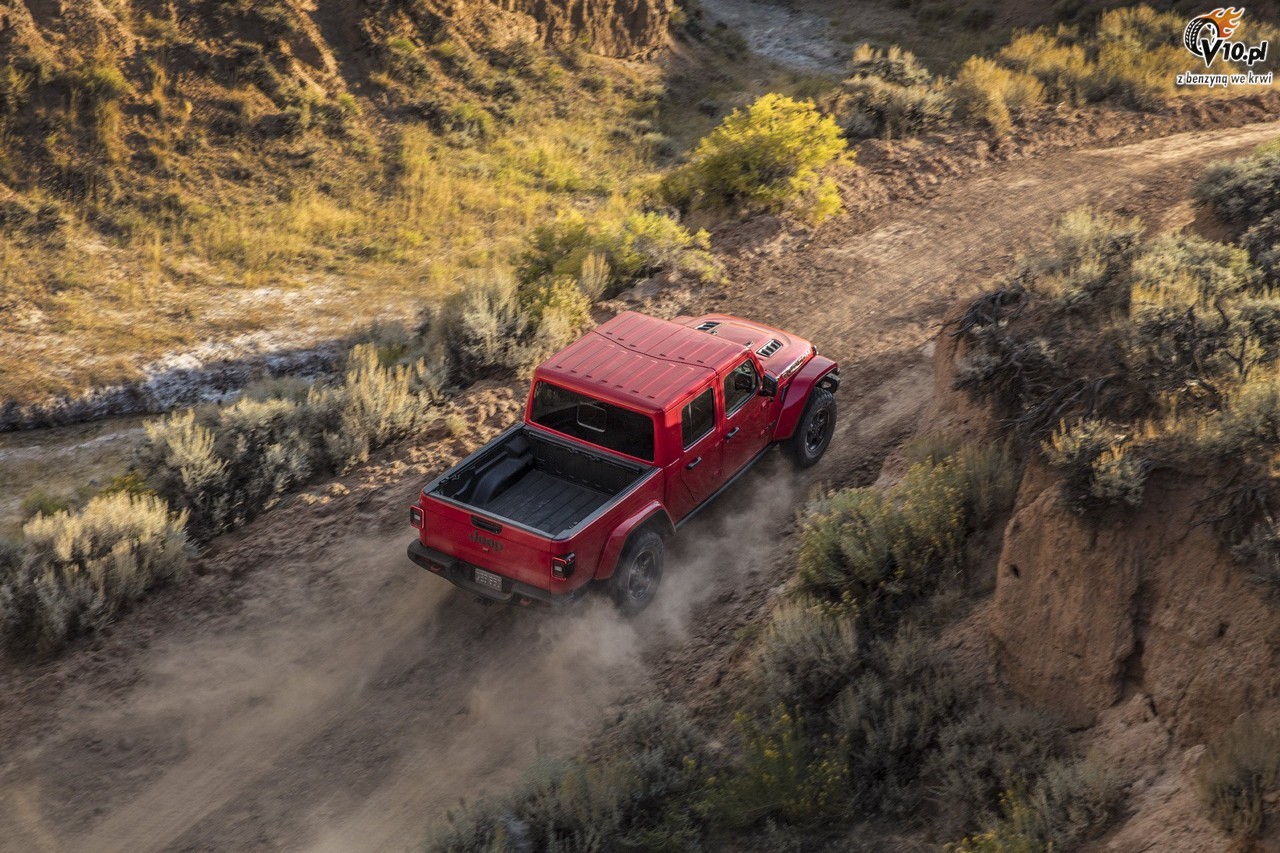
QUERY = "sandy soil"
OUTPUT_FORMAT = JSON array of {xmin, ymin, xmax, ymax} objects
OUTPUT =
[{"xmin": 0, "ymin": 115, "xmax": 1277, "ymax": 852}]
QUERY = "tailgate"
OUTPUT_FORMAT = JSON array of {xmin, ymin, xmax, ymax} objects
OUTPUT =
[{"xmin": 418, "ymin": 495, "xmax": 554, "ymax": 590}]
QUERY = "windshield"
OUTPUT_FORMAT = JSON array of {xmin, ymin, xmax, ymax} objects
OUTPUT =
[{"xmin": 529, "ymin": 382, "xmax": 655, "ymax": 462}]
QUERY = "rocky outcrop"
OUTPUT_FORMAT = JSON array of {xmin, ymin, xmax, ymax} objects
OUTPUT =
[
  {"xmin": 489, "ymin": 0, "xmax": 672, "ymax": 56},
  {"xmin": 930, "ymin": 317, "xmax": 1280, "ymax": 742},
  {"xmin": 989, "ymin": 466, "xmax": 1280, "ymax": 741}
]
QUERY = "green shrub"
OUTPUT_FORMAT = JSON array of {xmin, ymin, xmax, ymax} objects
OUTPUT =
[
  {"xmin": 1232, "ymin": 521, "xmax": 1280, "ymax": 594},
  {"xmin": 948, "ymin": 795, "xmax": 1043, "ymax": 853},
  {"xmin": 1043, "ymin": 419, "xmax": 1147, "ymax": 510},
  {"xmin": 952, "ymin": 57, "xmax": 1044, "ymax": 135},
  {"xmin": 705, "ymin": 706, "xmax": 846, "ymax": 828},
  {"xmin": 955, "ymin": 440, "xmax": 1022, "ymax": 526},
  {"xmin": 834, "ymin": 74, "xmax": 953, "ymax": 140},
  {"xmin": 1195, "ymin": 715, "xmax": 1280, "ymax": 839},
  {"xmin": 439, "ymin": 270, "xmax": 537, "ymax": 383},
  {"xmin": 75, "ymin": 61, "xmax": 129, "ymax": 104},
  {"xmin": 795, "ymin": 445, "xmax": 1010, "ymax": 624},
  {"xmin": 1027, "ymin": 207, "xmax": 1142, "ymax": 306},
  {"xmin": 949, "ymin": 758, "xmax": 1127, "ymax": 853},
  {"xmin": 1243, "ymin": 213, "xmax": 1280, "ymax": 286},
  {"xmin": 752, "ymin": 599, "xmax": 860, "ymax": 711},
  {"xmin": 832, "ymin": 625, "xmax": 972, "ymax": 817},
  {"xmin": 1026, "ymin": 753, "xmax": 1126, "ymax": 848},
  {"xmin": 577, "ymin": 251, "xmax": 611, "ymax": 300},
  {"xmin": 1131, "ymin": 234, "xmax": 1256, "ymax": 304},
  {"xmin": 662, "ymin": 93, "xmax": 847, "ymax": 223},
  {"xmin": 846, "ymin": 43, "xmax": 933, "ymax": 87},
  {"xmin": 0, "ymin": 493, "xmax": 188, "ymax": 658},
  {"xmin": 606, "ymin": 211, "xmax": 722, "ymax": 285},
  {"xmin": 518, "ymin": 212, "xmax": 595, "ymax": 284},
  {"xmin": 1088, "ymin": 442, "xmax": 1149, "ymax": 508},
  {"xmin": 519, "ymin": 276, "xmax": 593, "ymax": 366},
  {"xmin": 1126, "ymin": 234, "xmax": 1268, "ymax": 390},
  {"xmin": 430, "ymin": 701, "xmax": 707, "ymax": 852},
  {"xmin": 988, "ymin": 7, "xmax": 1197, "ymax": 111},
  {"xmin": 999, "ymin": 31, "xmax": 1096, "ymax": 102},
  {"xmin": 834, "ymin": 45, "xmax": 952, "ymax": 139},
  {"xmin": 0, "ymin": 63, "xmax": 33, "ymax": 118},
  {"xmin": 444, "ymin": 102, "xmax": 495, "ymax": 141},
  {"xmin": 140, "ymin": 345, "xmax": 434, "ymax": 540},
  {"xmin": 381, "ymin": 35, "xmax": 433, "ymax": 87},
  {"xmin": 517, "ymin": 210, "xmax": 721, "ymax": 294},
  {"xmin": 954, "ymin": 332, "xmax": 1065, "ymax": 423},
  {"xmin": 1206, "ymin": 373, "xmax": 1280, "ymax": 457},
  {"xmin": 1196, "ymin": 147, "xmax": 1280, "ymax": 225},
  {"xmin": 925, "ymin": 699, "xmax": 1063, "ymax": 832},
  {"xmin": 321, "ymin": 344, "xmax": 437, "ymax": 471},
  {"xmin": 20, "ymin": 488, "xmax": 75, "ymax": 521}
]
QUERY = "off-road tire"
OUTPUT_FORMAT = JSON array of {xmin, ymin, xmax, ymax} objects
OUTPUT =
[
  {"xmin": 608, "ymin": 530, "xmax": 664, "ymax": 616},
  {"xmin": 786, "ymin": 387, "xmax": 836, "ymax": 469}
]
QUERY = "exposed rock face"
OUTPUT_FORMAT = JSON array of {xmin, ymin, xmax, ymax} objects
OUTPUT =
[
  {"xmin": 932, "ymin": 311, "xmax": 1280, "ymax": 742},
  {"xmin": 489, "ymin": 0, "xmax": 672, "ymax": 56},
  {"xmin": 989, "ymin": 463, "xmax": 1280, "ymax": 741}
]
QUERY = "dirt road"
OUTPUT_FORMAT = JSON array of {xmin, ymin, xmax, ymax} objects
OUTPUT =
[{"xmin": 1, "ymin": 118, "xmax": 1277, "ymax": 853}]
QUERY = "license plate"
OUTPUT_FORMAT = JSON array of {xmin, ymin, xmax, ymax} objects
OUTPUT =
[{"xmin": 473, "ymin": 567, "xmax": 503, "ymax": 591}]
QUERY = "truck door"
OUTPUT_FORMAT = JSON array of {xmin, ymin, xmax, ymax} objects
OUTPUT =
[
  {"xmin": 670, "ymin": 385, "xmax": 723, "ymax": 519},
  {"xmin": 721, "ymin": 357, "xmax": 772, "ymax": 477}
]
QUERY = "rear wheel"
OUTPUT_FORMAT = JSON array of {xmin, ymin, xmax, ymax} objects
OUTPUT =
[
  {"xmin": 786, "ymin": 387, "xmax": 836, "ymax": 468},
  {"xmin": 608, "ymin": 530, "xmax": 664, "ymax": 616}
]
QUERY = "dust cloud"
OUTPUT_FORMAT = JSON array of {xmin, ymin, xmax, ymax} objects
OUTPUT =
[{"xmin": 305, "ymin": 456, "xmax": 804, "ymax": 851}]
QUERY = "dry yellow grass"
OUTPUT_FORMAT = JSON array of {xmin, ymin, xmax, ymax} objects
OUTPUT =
[{"xmin": 0, "ymin": 37, "xmax": 661, "ymax": 403}]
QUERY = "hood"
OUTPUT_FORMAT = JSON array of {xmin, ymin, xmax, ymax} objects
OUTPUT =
[{"xmin": 672, "ymin": 314, "xmax": 815, "ymax": 378}]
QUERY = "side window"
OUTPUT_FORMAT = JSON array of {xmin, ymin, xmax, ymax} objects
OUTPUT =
[
  {"xmin": 681, "ymin": 388, "xmax": 715, "ymax": 449},
  {"xmin": 723, "ymin": 359, "xmax": 760, "ymax": 416}
]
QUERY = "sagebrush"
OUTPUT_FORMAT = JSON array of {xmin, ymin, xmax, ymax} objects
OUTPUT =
[{"xmin": 0, "ymin": 493, "xmax": 188, "ymax": 657}]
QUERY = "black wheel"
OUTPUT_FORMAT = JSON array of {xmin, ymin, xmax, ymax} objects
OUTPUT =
[
  {"xmin": 786, "ymin": 387, "xmax": 836, "ymax": 469},
  {"xmin": 608, "ymin": 530, "xmax": 664, "ymax": 616}
]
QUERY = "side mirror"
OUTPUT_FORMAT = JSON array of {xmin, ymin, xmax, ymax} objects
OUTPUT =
[{"xmin": 760, "ymin": 375, "xmax": 778, "ymax": 398}]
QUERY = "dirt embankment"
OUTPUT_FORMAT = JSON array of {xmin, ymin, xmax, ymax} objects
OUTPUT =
[
  {"xmin": 1, "ymin": 114, "xmax": 1279, "ymax": 851},
  {"xmin": 926, "ymin": 291, "xmax": 1280, "ymax": 851}
]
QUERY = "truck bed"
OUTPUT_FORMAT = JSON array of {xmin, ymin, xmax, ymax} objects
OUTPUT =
[
  {"xmin": 429, "ymin": 426, "xmax": 649, "ymax": 538},
  {"xmin": 481, "ymin": 470, "xmax": 611, "ymax": 533}
]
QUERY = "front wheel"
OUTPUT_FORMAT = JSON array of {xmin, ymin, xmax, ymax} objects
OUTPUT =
[
  {"xmin": 608, "ymin": 530, "xmax": 664, "ymax": 616},
  {"xmin": 786, "ymin": 387, "xmax": 836, "ymax": 469}
]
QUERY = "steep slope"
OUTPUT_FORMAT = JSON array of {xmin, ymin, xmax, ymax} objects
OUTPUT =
[{"xmin": 0, "ymin": 0, "xmax": 670, "ymax": 408}]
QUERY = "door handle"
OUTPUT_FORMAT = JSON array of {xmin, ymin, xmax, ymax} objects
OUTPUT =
[
  {"xmin": 686, "ymin": 456, "xmax": 702, "ymax": 469},
  {"xmin": 725, "ymin": 427, "xmax": 740, "ymax": 439}
]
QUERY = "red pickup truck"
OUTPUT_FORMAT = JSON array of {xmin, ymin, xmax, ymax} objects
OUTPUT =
[{"xmin": 407, "ymin": 311, "xmax": 838, "ymax": 614}]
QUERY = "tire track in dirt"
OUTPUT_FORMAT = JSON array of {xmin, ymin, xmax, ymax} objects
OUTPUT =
[{"xmin": 0, "ymin": 119, "xmax": 1277, "ymax": 853}]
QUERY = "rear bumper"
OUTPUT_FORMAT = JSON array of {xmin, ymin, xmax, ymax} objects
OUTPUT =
[{"xmin": 406, "ymin": 540, "xmax": 565, "ymax": 605}]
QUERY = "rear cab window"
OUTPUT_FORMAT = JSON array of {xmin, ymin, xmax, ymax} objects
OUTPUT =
[
  {"xmin": 529, "ymin": 382, "xmax": 655, "ymax": 461},
  {"xmin": 681, "ymin": 387, "xmax": 716, "ymax": 449}
]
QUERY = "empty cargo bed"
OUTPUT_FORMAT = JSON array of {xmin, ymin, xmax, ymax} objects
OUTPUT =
[
  {"xmin": 480, "ymin": 470, "xmax": 610, "ymax": 533},
  {"xmin": 430, "ymin": 427, "xmax": 650, "ymax": 537}
]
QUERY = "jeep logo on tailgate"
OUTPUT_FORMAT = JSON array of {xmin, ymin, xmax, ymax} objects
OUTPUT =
[{"xmin": 469, "ymin": 530, "xmax": 503, "ymax": 551}]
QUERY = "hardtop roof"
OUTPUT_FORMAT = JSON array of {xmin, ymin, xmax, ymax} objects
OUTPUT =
[{"xmin": 534, "ymin": 311, "xmax": 749, "ymax": 414}]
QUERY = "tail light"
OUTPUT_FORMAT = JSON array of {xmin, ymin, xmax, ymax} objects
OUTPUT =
[
  {"xmin": 551, "ymin": 553, "xmax": 576, "ymax": 580},
  {"xmin": 409, "ymin": 506, "xmax": 424, "ymax": 529}
]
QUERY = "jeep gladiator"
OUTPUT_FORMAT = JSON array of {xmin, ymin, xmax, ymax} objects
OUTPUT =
[{"xmin": 407, "ymin": 311, "xmax": 839, "ymax": 613}]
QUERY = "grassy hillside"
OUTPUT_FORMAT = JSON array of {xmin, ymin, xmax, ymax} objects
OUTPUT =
[
  {"xmin": 3, "ymin": 1, "xmax": 1276, "ymax": 408},
  {"xmin": 0, "ymin": 0, "xmax": 671, "ymax": 403}
]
